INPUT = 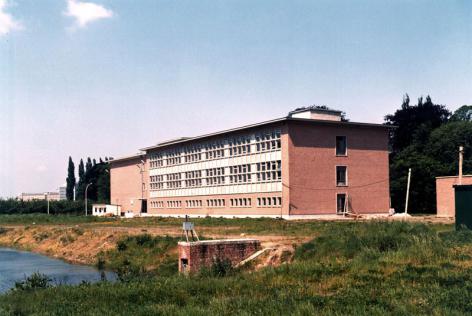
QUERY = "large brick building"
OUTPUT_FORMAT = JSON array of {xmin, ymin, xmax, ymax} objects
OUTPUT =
[{"xmin": 109, "ymin": 107, "xmax": 391, "ymax": 218}]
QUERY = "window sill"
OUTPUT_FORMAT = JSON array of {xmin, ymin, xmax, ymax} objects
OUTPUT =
[
  {"xmin": 336, "ymin": 184, "xmax": 348, "ymax": 187},
  {"xmin": 335, "ymin": 155, "xmax": 348, "ymax": 157}
]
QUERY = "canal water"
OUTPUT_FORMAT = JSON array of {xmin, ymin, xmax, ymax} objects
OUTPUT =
[{"xmin": 0, "ymin": 247, "xmax": 116, "ymax": 293}]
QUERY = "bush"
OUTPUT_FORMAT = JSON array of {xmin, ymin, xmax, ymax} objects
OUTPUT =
[
  {"xmin": 13, "ymin": 273, "xmax": 52, "ymax": 291},
  {"xmin": 0, "ymin": 199, "xmax": 85, "ymax": 215},
  {"xmin": 101, "ymin": 235, "xmax": 179, "ymax": 278}
]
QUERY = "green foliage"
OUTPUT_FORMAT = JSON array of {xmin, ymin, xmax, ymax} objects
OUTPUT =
[
  {"xmin": 100, "ymin": 234, "xmax": 179, "ymax": 280},
  {"xmin": 385, "ymin": 96, "xmax": 472, "ymax": 213},
  {"xmin": 0, "ymin": 214, "xmax": 115, "ymax": 225},
  {"xmin": 13, "ymin": 273, "xmax": 52, "ymax": 291},
  {"xmin": 0, "ymin": 199, "xmax": 85, "ymax": 215},
  {"xmin": 76, "ymin": 159, "xmax": 85, "ymax": 200},
  {"xmin": 450, "ymin": 105, "xmax": 472, "ymax": 122},
  {"xmin": 75, "ymin": 158, "xmax": 110, "ymax": 203},
  {"xmin": 0, "ymin": 222, "xmax": 470, "ymax": 315},
  {"xmin": 385, "ymin": 95, "xmax": 451, "ymax": 154},
  {"xmin": 66, "ymin": 156, "xmax": 76, "ymax": 201}
]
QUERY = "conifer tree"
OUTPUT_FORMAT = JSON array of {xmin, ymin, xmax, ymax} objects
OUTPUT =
[{"xmin": 65, "ymin": 157, "xmax": 76, "ymax": 200}]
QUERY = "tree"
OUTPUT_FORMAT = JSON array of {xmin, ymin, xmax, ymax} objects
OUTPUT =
[
  {"xmin": 76, "ymin": 159, "xmax": 85, "ymax": 200},
  {"xmin": 385, "ymin": 95, "xmax": 450, "ymax": 154},
  {"xmin": 65, "ymin": 157, "xmax": 76, "ymax": 200},
  {"xmin": 385, "ymin": 95, "xmax": 451, "ymax": 213},
  {"xmin": 450, "ymin": 105, "xmax": 472, "ymax": 122},
  {"xmin": 86, "ymin": 158, "xmax": 93, "ymax": 172},
  {"xmin": 427, "ymin": 121, "xmax": 472, "ymax": 176}
]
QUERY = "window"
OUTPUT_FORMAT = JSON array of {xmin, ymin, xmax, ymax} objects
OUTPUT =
[
  {"xmin": 186, "ymin": 200, "xmax": 202, "ymax": 208},
  {"xmin": 336, "ymin": 166, "xmax": 347, "ymax": 186},
  {"xmin": 207, "ymin": 199, "xmax": 225, "ymax": 208},
  {"xmin": 183, "ymin": 146, "xmax": 202, "ymax": 163},
  {"xmin": 205, "ymin": 142, "xmax": 225, "ymax": 160},
  {"xmin": 230, "ymin": 198, "xmax": 251, "ymax": 207},
  {"xmin": 256, "ymin": 160, "xmax": 281, "ymax": 182},
  {"xmin": 228, "ymin": 137, "xmax": 251, "ymax": 157},
  {"xmin": 256, "ymin": 196, "xmax": 282, "ymax": 207},
  {"xmin": 229, "ymin": 164, "xmax": 252, "ymax": 184},
  {"xmin": 185, "ymin": 170, "xmax": 203, "ymax": 187},
  {"xmin": 150, "ymin": 175, "xmax": 164, "ymax": 190},
  {"xmin": 255, "ymin": 129, "xmax": 281, "ymax": 152},
  {"xmin": 205, "ymin": 167, "xmax": 225, "ymax": 186},
  {"xmin": 337, "ymin": 194, "xmax": 347, "ymax": 214},
  {"xmin": 336, "ymin": 136, "xmax": 347, "ymax": 156},
  {"xmin": 166, "ymin": 173, "xmax": 182, "ymax": 188},
  {"xmin": 149, "ymin": 153, "xmax": 164, "ymax": 168},
  {"xmin": 166, "ymin": 151, "xmax": 182, "ymax": 166}
]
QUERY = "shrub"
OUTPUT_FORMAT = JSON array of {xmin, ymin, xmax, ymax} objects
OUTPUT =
[
  {"xmin": 117, "ymin": 240, "xmax": 127, "ymax": 251},
  {"xmin": 13, "ymin": 273, "xmax": 52, "ymax": 291}
]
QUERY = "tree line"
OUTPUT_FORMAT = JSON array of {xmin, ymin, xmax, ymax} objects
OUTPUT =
[
  {"xmin": 385, "ymin": 96, "xmax": 472, "ymax": 213},
  {"xmin": 66, "ymin": 156, "xmax": 110, "ymax": 204}
]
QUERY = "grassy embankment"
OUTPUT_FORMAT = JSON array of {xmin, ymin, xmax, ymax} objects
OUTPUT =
[{"xmin": 0, "ymin": 221, "xmax": 471, "ymax": 315}]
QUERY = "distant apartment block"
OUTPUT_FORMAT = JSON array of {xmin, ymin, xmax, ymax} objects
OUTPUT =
[
  {"xmin": 19, "ymin": 192, "xmax": 61, "ymax": 201},
  {"xmin": 19, "ymin": 186, "xmax": 67, "ymax": 202},
  {"xmin": 109, "ymin": 107, "xmax": 391, "ymax": 218},
  {"xmin": 59, "ymin": 186, "xmax": 67, "ymax": 200}
]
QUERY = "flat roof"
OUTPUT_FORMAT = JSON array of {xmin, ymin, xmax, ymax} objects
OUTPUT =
[
  {"xmin": 108, "ymin": 153, "xmax": 145, "ymax": 164},
  {"xmin": 436, "ymin": 175, "xmax": 472, "ymax": 179},
  {"xmin": 140, "ymin": 116, "xmax": 391, "ymax": 152}
]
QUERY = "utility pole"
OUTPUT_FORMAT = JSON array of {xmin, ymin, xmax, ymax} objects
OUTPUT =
[
  {"xmin": 136, "ymin": 159, "xmax": 145, "ymax": 216},
  {"xmin": 46, "ymin": 193, "xmax": 50, "ymax": 215},
  {"xmin": 404, "ymin": 168, "xmax": 412, "ymax": 214},
  {"xmin": 459, "ymin": 146, "xmax": 464, "ymax": 185},
  {"xmin": 85, "ymin": 182, "xmax": 92, "ymax": 216}
]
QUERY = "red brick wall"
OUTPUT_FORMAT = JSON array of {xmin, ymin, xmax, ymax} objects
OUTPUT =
[
  {"xmin": 148, "ymin": 192, "xmax": 282, "ymax": 217},
  {"xmin": 436, "ymin": 176, "xmax": 472, "ymax": 217},
  {"xmin": 287, "ymin": 121, "xmax": 390, "ymax": 215},
  {"xmin": 178, "ymin": 239, "xmax": 261, "ymax": 273},
  {"xmin": 110, "ymin": 156, "xmax": 148, "ymax": 215}
]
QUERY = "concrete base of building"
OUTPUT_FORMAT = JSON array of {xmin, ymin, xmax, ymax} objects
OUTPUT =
[{"xmin": 140, "ymin": 212, "xmax": 390, "ymax": 220}]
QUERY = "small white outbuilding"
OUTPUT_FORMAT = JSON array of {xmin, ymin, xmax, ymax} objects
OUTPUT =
[{"xmin": 92, "ymin": 204, "xmax": 122, "ymax": 217}]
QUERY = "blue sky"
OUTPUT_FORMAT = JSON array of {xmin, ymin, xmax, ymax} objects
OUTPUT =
[{"xmin": 0, "ymin": 0, "xmax": 471, "ymax": 197}]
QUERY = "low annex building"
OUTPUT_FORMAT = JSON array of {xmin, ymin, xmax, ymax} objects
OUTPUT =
[
  {"xmin": 436, "ymin": 175, "xmax": 472, "ymax": 217},
  {"xmin": 109, "ymin": 107, "xmax": 391, "ymax": 218}
]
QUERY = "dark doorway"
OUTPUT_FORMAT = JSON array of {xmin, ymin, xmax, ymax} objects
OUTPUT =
[
  {"xmin": 141, "ymin": 199, "xmax": 147, "ymax": 213},
  {"xmin": 336, "ymin": 194, "xmax": 346, "ymax": 214}
]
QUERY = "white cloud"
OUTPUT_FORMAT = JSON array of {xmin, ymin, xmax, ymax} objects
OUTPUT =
[
  {"xmin": 64, "ymin": 0, "xmax": 113, "ymax": 28},
  {"xmin": 0, "ymin": 0, "xmax": 21, "ymax": 36}
]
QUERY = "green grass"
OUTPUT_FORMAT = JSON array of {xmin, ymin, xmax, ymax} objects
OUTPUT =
[
  {"xmin": 97, "ymin": 234, "xmax": 179, "ymax": 280},
  {"xmin": 0, "ymin": 221, "xmax": 470, "ymax": 315},
  {"xmin": 0, "ymin": 214, "xmax": 116, "ymax": 225}
]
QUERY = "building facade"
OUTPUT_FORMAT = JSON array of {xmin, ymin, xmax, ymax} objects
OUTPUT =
[
  {"xmin": 19, "ymin": 192, "xmax": 61, "ymax": 201},
  {"xmin": 436, "ymin": 175, "xmax": 472, "ymax": 217},
  {"xmin": 110, "ymin": 108, "xmax": 391, "ymax": 218}
]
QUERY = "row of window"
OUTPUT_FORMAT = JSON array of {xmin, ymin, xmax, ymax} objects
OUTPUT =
[
  {"xmin": 186, "ymin": 200, "xmax": 203, "ymax": 208},
  {"xmin": 150, "ymin": 201, "xmax": 165, "ymax": 208},
  {"xmin": 230, "ymin": 198, "xmax": 252, "ymax": 207},
  {"xmin": 257, "ymin": 197, "xmax": 282, "ymax": 207},
  {"xmin": 149, "ymin": 161, "xmax": 282, "ymax": 190},
  {"xmin": 149, "ymin": 134, "xmax": 347, "ymax": 169},
  {"xmin": 148, "ymin": 129, "xmax": 282, "ymax": 169},
  {"xmin": 149, "ymin": 196, "xmax": 283, "ymax": 209},
  {"xmin": 207, "ymin": 199, "xmax": 225, "ymax": 207}
]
